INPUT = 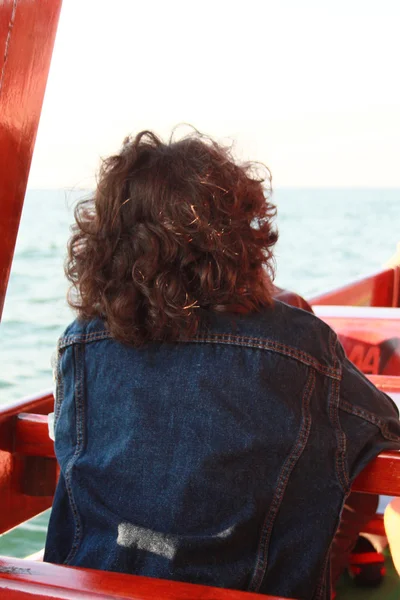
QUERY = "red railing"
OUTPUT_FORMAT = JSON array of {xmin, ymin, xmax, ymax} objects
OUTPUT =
[
  {"xmin": 310, "ymin": 268, "xmax": 400, "ymax": 307},
  {"xmin": 0, "ymin": 556, "xmax": 291, "ymax": 600}
]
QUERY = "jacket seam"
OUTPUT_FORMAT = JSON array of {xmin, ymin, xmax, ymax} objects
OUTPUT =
[
  {"xmin": 313, "ymin": 333, "xmax": 348, "ymax": 600},
  {"xmin": 313, "ymin": 492, "xmax": 349, "ymax": 600},
  {"xmin": 54, "ymin": 342, "xmax": 64, "ymax": 425},
  {"xmin": 60, "ymin": 331, "xmax": 111, "ymax": 347},
  {"xmin": 339, "ymin": 400, "xmax": 400, "ymax": 443},
  {"xmin": 193, "ymin": 335, "xmax": 339, "ymax": 378},
  {"xmin": 313, "ymin": 551, "xmax": 330, "ymax": 600},
  {"xmin": 63, "ymin": 343, "xmax": 85, "ymax": 565},
  {"xmin": 329, "ymin": 333, "xmax": 349, "ymax": 493},
  {"xmin": 248, "ymin": 367, "xmax": 316, "ymax": 592},
  {"xmin": 59, "ymin": 331, "xmax": 340, "ymax": 380}
]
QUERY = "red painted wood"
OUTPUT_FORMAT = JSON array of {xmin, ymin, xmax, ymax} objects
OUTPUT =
[
  {"xmin": 0, "ymin": 0, "xmax": 62, "ymax": 319},
  {"xmin": 0, "ymin": 390, "xmax": 53, "ymax": 422},
  {"xmin": 312, "ymin": 309, "xmax": 400, "ymax": 375},
  {"xmin": 0, "ymin": 394, "xmax": 55, "ymax": 534},
  {"xmin": 310, "ymin": 269, "xmax": 395, "ymax": 307},
  {"xmin": 352, "ymin": 451, "xmax": 400, "ymax": 496},
  {"xmin": 0, "ymin": 0, "xmax": 14, "ymax": 64},
  {"xmin": 0, "ymin": 392, "xmax": 53, "ymax": 456},
  {"xmin": 368, "ymin": 374, "xmax": 400, "ymax": 394},
  {"xmin": 0, "ymin": 557, "xmax": 292, "ymax": 600},
  {"xmin": 363, "ymin": 515, "xmax": 386, "ymax": 537},
  {"xmin": 0, "ymin": 453, "xmax": 54, "ymax": 534},
  {"xmin": 392, "ymin": 266, "xmax": 400, "ymax": 307},
  {"xmin": 15, "ymin": 413, "xmax": 55, "ymax": 458}
]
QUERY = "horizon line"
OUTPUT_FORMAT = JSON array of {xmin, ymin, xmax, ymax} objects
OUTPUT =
[{"xmin": 26, "ymin": 186, "xmax": 400, "ymax": 192}]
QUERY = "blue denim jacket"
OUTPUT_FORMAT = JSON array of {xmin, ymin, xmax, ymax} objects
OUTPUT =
[{"xmin": 44, "ymin": 301, "xmax": 400, "ymax": 599}]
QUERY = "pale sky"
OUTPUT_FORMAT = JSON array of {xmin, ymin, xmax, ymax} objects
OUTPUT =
[{"xmin": 28, "ymin": 0, "xmax": 400, "ymax": 189}]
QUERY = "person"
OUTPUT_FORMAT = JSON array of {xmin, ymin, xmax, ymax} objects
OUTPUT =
[{"xmin": 44, "ymin": 129, "xmax": 400, "ymax": 600}]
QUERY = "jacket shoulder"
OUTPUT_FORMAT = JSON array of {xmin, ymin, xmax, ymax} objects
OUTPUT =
[
  {"xmin": 198, "ymin": 301, "xmax": 339, "ymax": 375},
  {"xmin": 59, "ymin": 317, "xmax": 110, "ymax": 349},
  {"xmin": 57, "ymin": 303, "xmax": 339, "ymax": 375}
]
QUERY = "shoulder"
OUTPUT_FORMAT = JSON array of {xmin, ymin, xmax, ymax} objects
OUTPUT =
[
  {"xmin": 57, "ymin": 303, "xmax": 339, "ymax": 374},
  {"xmin": 197, "ymin": 300, "xmax": 340, "ymax": 376},
  {"xmin": 58, "ymin": 317, "xmax": 111, "ymax": 349}
]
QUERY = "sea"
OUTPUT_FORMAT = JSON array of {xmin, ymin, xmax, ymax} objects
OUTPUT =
[{"xmin": 1, "ymin": 187, "xmax": 399, "ymax": 557}]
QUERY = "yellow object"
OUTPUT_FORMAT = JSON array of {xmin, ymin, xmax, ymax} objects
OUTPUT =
[{"xmin": 384, "ymin": 497, "xmax": 400, "ymax": 575}]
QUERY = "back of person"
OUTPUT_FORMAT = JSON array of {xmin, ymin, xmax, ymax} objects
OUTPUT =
[{"xmin": 44, "ymin": 129, "xmax": 400, "ymax": 600}]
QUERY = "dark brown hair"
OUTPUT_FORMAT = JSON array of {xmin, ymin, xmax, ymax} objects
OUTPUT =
[{"xmin": 66, "ymin": 129, "xmax": 278, "ymax": 345}]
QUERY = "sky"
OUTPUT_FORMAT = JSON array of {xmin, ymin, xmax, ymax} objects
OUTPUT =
[{"xmin": 28, "ymin": 0, "xmax": 400, "ymax": 189}]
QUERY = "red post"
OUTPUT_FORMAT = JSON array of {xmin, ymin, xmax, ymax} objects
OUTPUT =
[{"xmin": 0, "ymin": 0, "xmax": 62, "ymax": 319}]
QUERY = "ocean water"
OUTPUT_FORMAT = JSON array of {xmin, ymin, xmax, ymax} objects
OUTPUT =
[{"xmin": 0, "ymin": 187, "xmax": 399, "ymax": 557}]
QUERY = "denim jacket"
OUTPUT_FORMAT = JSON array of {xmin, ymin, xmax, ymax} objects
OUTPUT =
[{"xmin": 44, "ymin": 301, "xmax": 400, "ymax": 600}]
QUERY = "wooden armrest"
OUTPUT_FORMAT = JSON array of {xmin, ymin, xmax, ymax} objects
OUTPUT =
[
  {"xmin": 352, "ymin": 451, "xmax": 400, "ymax": 495},
  {"xmin": 0, "ymin": 556, "xmax": 293, "ymax": 599}
]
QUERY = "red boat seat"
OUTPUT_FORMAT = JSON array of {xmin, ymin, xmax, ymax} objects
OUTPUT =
[{"xmin": 313, "ymin": 305, "xmax": 400, "ymax": 377}]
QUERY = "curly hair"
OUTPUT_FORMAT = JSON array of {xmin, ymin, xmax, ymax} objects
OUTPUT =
[{"xmin": 66, "ymin": 129, "xmax": 278, "ymax": 345}]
